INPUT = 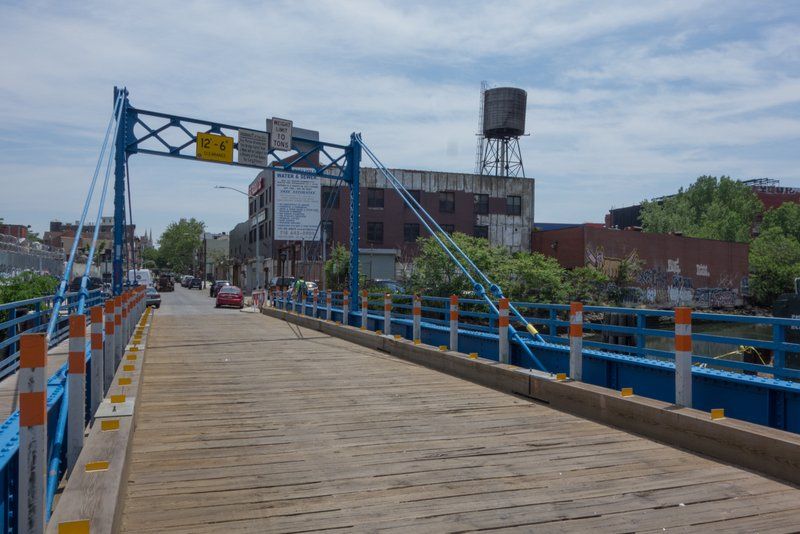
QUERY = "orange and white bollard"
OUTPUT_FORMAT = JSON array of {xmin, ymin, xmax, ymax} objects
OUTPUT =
[
  {"xmin": 342, "ymin": 290, "xmax": 349, "ymax": 326},
  {"xmin": 326, "ymin": 291, "xmax": 332, "ymax": 320},
  {"xmin": 67, "ymin": 313, "xmax": 86, "ymax": 471},
  {"xmin": 449, "ymin": 295, "xmax": 459, "ymax": 352},
  {"xmin": 90, "ymin": 305, "xmax": 104, "ymax": 415},
  {"xmin": 312, "ymin": 288, "xmax": 319, "ymax": 317},
  {"xmin": 114, "ymin": 296, "xmax": 122, "ymax": 366},
  {"xmin": 18, "ymin": 333, "xmax": 47, "ymax": 533},
  {"xmin": 104, "ymin": 299, "xmax": 115, "ymax": 390},
  {"xmin": 413, "ymin": 294, "xmax": 421, "ymax": 342},
  {"xmin": 498, "ymin": 298, "xmax": 510, "ymax": 363},
  {"xmin": 383, "ymin": 293, "xmax": 392, "ymax": 335},
  {"xmin": 569, "ymin": 302, "xmax": 583, "ymax": 381},
  {"xmin": 361, "ymin": 290, "xmax": 368, "ymax": 330},
  {"xmin": 675, "ymin": 307, "xmax": 693, "ymax": 407}
]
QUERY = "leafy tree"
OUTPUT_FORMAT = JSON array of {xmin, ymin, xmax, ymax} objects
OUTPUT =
[
  {"xmin": 566, "ymin": 266, "xmax": 610, "ymax": 304},
  {"xmin": 157, "ymin": 218, "xmax": 204, "ymax": 274},
  {"xmin": 760, "ymin": 202, "xmax": 800, "ymax": 240},
  {"xmin": 749, "ymin": 227, "xmax": 800, "ymax": 304},
  {"xmin": 640, "ymin": 176, "xmax": 762, "ymax": 242},
  {"xmin": 0, "ymin": 272, "xmax": 59, "ymax": 306},
  {"xmin": 408, "ymin": 233, "xmax": 510, "ymax": 296},
  {"xmin": 324, "ymin": 244, "xmax": 350, "ymax": 290},
  {"xmin": 499, "ymin": 252, "xmax": 569, "ymax": 303}
]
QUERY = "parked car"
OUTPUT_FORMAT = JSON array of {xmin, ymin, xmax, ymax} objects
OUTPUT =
[
  {"xmin": 68, "ymin": 276, "xmax": 103, "ymax": 293},
  {"xmin": 215, "ymin": 286, "xmax": 244, "ymax": 309},
  {"xmin": 188, "ymin": 277, "xmax": 203, "ymax": 289},
  {"xmin": 157, "ymin": 274, "xmax": 174, "ymax": 292},
  {"xmin": 181, "ymin": 275, "xmax": 193, "ymax": 287},
  {"xmin": 145, "ymin": 287, "xmax": 161, "ymax": 308},
  {"xmin": 210, "ymin": 280, "xmax": 230, "ymax": 297},
  {"xmin": 366, "ymin": 279, "xmax": 404, "ymax": 293},
  {"xmin": 305, "ymin": 281, "xmax": 318, "ymax": 293},
  {"xmin": 269, "ymin": 276, "xmax": 296, "ymax": 293}
]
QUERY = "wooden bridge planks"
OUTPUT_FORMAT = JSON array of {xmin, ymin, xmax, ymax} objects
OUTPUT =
[{"xmin": 119, "ymin": 310, "xmax": 800, "ymax": 533}]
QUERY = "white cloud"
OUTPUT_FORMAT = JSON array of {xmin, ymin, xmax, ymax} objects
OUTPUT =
[{"xmin": 0, "ymin": 0, "xmax": 798, "ymax": 237}]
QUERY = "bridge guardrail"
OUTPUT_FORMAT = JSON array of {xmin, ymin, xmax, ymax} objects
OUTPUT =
[
  {"xmin": 0, "ymin": 287, "xmax": 144, "ymax": 533},
  {"xmin": 272, "ymin": 289, "xmax": 800, "ymax": 433}
]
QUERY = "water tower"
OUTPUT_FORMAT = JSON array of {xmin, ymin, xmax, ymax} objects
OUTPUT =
[{"xmin": 476, "ymin": 87, "xmax": 527, "ymax": 177}]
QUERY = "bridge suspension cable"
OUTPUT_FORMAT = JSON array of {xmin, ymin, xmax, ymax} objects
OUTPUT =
[
  {"xmin": 46, "ymin": 91, "xmax": 124, "ymax": 339},
  {"xmin": 77, "ymin": 91, "xmax": 126, "ymax": 314},
  {"xmin": 355, "ymin": 135, "xmax": 546, "ymax": 371}
]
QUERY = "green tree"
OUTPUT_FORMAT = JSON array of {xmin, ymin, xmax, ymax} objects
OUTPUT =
[
  {"xmin": 408, "ymin": 233, "xmax": 510, "ymax": 296},
  {"xmin": 0, "ymin": 272, "xmax": 59, "ymax": 306},
  {"xmin": 760, "ymin": 202, "xmax": 800, "ymax": 240},
  {"xmin": 324, "ymin": 244, "xmax": 350, "ymax": 290},
  {"xmin": 640, "ymin": 176, "xmax": 762, "ymax": 242},
  {"xmin": 749, "ymin": 227, "xmax": 800, "ymax": 304},
  {"xmin": 157, "ymin": 218, "xmax": 204, "ymax": 274},
  {"xmin": 499, "ymin": 252, "xmax": 569, "ymax": 303},
  {"xmin": 566, "ymin": 266, "xmax": 610, "ymax": 304}
]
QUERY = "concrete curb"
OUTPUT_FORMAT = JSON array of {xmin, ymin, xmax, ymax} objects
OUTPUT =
[{"xmin": 265, "ymin": 306, "xmax": 800, "ymax": 487}]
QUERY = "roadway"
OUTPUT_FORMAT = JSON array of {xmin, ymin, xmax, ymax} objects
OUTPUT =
[{"xmin": 118, "ymin": 286, "xmax": 800, "ymax": 532}]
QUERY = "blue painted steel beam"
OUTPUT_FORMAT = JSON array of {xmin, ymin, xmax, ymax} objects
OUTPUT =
[{"xmin": 348, "ymin": 134, "xmax": 361, "ymax": 306}]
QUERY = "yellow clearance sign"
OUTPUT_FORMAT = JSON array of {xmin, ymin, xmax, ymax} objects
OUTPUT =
[{"xmin": 196, "ymin": 132, "xmax": 233, "ymax": 163}]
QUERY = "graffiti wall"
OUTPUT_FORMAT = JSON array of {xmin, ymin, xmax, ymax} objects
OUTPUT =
[{"xmin": 532, "ymin": 225, "xmax": 749, "ymax": 308}]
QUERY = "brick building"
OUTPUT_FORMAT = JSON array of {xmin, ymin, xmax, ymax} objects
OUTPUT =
[
  {"xmin": 230, "ymin": 167, "xmax": 535, "ymax": 290},
  {"xmin": 532, "ymin": 225, "xmax": 749, "ymax": 308}
]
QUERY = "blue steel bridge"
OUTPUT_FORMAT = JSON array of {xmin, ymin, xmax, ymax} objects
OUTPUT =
[{"xmin": 0, "ymin": 88, "xmax": 799, "ymax": 533}]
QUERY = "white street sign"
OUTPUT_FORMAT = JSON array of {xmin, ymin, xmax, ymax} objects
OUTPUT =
[
  {"xmin": 238, "ymin": 129, "xmax": 269, "ymax": 166},
  {"xmin": 270, "ymin": 117, "xmax": 293, "ymax": 151},
  {"xmin": 274, "ymin": 171, "xmax": 320, "ymax": 241}
]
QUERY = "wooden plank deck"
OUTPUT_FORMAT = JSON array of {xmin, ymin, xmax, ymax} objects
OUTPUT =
[{"xmin": 119, "ymin": 290, "xmax": 800, "ymax": 533}]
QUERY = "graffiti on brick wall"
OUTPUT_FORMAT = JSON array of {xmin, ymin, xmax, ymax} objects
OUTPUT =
[{"xmin": 584, "ymin": 243, "xmax": 741, "ymax": 307}]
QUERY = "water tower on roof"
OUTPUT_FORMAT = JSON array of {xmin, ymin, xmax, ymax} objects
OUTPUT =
[{"xmin": 475, "ymin": 85, "xmax": 528, "ymax": 177}]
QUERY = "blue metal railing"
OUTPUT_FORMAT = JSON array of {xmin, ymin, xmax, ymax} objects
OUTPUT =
[
  {"xmin": 279, "ymin": 291, "xmax": 800, "ymax": 381},
  {"xmin": 0, "ymin": 290, "xmax": 104, "ymax": 533}
]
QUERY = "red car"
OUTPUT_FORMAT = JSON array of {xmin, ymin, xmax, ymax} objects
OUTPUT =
[{"xmin": 215, "ymin": 286, "xmax": 244, "ymax": 309}]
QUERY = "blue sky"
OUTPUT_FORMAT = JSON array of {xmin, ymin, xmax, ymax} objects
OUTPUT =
[{"xmin": 1, "ymin": 0, "xmax": 799, "ymax": 240}]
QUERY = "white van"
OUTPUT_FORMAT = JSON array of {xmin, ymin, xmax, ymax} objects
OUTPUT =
[{"xmin": 127, "ymin": 268, "xmax": 153, "ymax": 288}]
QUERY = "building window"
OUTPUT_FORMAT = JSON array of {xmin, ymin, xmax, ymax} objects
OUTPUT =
[
  {"xmin": 249, "ymin": 198, "xmax": 256, "ymax": 217},
  {"xmin": 506, "ymin": 195, "xmax": 522, "ymax": 216},
  {"xmin": 439, "ymin": 191, "xmax": 455, "ymax": 213},
  {"xmin": 367, "ymin": 222, "xmax": 383, "ymax": 243},
  {"xmin": 406, "ymin": 189, "xmax": 421, "ymax": 209},
  {"xmin": 259, "ymin": 222, "xmax": 266, "ymax": 240},
  {"xmin": 474, "ymin": 194, "xmax": 489, "ymax": 215},
  {"xmin": 322, "ymin": 186, "xmax": 340, "ymax": 209},
  {"xmin": 322, "ymin": 220, "xmax": 333, "ymax": 240},
  {"xmin": 367, "ymin": 188, "xmax": 384, "ymax": 208},
  {"xmin": 249, "ymin": 228, "xmax": 255, "ymax": 244},
  {"xmin": 441, "ymin": 224, "xmax": 455, "ymax": 234},
  {"xmin": 404, "ymin": 223, "xmax": 420, "ymax": 242},
  {"xmin": 474, "ymin": 225, "xmax": 489, "ymax": 239}
]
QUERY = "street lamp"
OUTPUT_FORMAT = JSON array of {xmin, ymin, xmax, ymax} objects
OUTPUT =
[{"xmin": 213, "ymin": 185, "xmax": 262, "ymax": 291}]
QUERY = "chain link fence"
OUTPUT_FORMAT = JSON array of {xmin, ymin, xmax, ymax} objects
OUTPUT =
[{"xmin": 0, "ymin": 233, "xmax": 65, "ymax": 277}]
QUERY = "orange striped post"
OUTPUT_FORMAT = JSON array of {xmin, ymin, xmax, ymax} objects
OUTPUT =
[
  {"xmin": 383, "ymin": 293, "xmax": 392, "ymax": 335},
  {"xmin": 498, "ymin": 298, "xmax": 510, "ymax": 363},
  {"xmin": 449, "ymin": 295, "xmax": 459, "ymax": 352},
  {"xmin": 104, "ymin": 299, "xmax": 115, "ymax": 391},
  {"xmin": 361, "ymin": 290, "xmax": 368, "ymax": 330},
  {"xmin": 312, "ymin": 288, "xmax": 319, "ymax": 317},
  {"xmin": 122, "ymin": 291, "xmax": 130, "ymax": 345},
  {"xmin": 342, "ymin": 290, "xmax": 350, "ymax": 326},
  {"xmin": 326, "ymin": 291, "xmax": 332, "ymax": 320},
  {"xmin": 114, "ymin": 296, "xmax": 122, "ymax": 366},
  {"xmin": 90, "ymin": 305, "xmax": 104, "ymax": 416},
  {"xmin": 67, "ymin": 313, "xmax": 86, "ymax": 471},
  {"xmin": 569, "ymin": 302, "xmax": 584, "ymax": 381},
  {"xmin": 675, "ymin": 307, "xmax": 693, "ymax": 407},
  {"xmin": 412, "ymin": 294, "xmax": 421, "ymax": 342},
  {"xmin": 18, "ymin": 333, "xmax": 47, "ymax": 533}
]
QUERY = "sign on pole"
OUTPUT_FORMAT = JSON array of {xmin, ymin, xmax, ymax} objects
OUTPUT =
[
  {"xmin": 274, "ymin": 171, "xmax": 320, "ymax": 240},
  {"xmin": 238, "ymin": 129, "xmax": 269, "ymax": 167},
  {"xmin": 196, "ymin": 132, "xmax": 233, "ymax": 163},
  {"xmin": 270, "ymin": 118, "xmax": 293, "ymax": 151}
]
